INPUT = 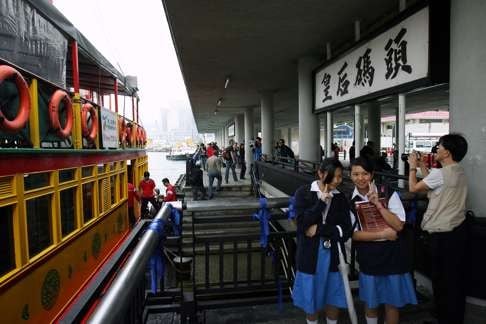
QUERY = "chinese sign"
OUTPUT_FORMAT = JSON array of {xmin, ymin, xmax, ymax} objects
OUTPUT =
[
  {"xmin": 315, "ymin": 7, "xmax": 429, "ymax": 111},
  {"xmin": 100, "ymin": 108, "xmax": 119, "ymax": 148}
]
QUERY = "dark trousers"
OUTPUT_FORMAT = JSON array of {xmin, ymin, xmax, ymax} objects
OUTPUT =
[
  {"xmin": 141, "ymin": 196, "xmax": 158, "ymax": 218},
  {"xmin": 240, "ymin": 161, "xmax": 246, "ymax": 179},
  {"xmin": 428, "ymin": 221, "xmax": 467, "ymax": 324},
  {"xmin": 192, "ymin": 185, "xmax": 206, "ymax": 200}
]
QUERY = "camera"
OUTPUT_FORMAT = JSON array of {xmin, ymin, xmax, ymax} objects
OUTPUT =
[{"xmin": 401, "ymin": 151, "xmax": 421, "ymax": 162}]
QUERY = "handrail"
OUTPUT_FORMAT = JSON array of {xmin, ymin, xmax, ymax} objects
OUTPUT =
[{"xmin": 87, "ymin": 203, "xmax": 175, "ymax": 324}]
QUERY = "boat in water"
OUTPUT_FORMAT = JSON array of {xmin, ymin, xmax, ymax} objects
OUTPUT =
[
  {"xmin": 0, "ymin": 1, "xmax": 148, "ymax": 322},
  {"xmin": 166, "ymin": 147, "xmax": 195, "ymax": 160}
]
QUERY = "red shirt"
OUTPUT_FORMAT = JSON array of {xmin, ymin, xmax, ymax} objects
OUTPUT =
[
  {"xmin": 206, "ymin": 146, "xmax": 214, "ymax": 157},
  {"xmin": 163, "ymin": 184, "xmax": 177, "ymax": 202},
  {"xmin": 139, "ymin": 179, "xmax": 156, "ymax": 198}
]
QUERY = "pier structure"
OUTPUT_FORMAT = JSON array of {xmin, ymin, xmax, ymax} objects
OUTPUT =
[{"xmin": 160, "ymin": 0, "xmax": 486, "ymax": 321}]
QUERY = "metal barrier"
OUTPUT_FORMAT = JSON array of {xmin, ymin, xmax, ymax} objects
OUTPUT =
[{"xmin": 87, "ymin": 203, "xmax": 176, "ymax": 324}]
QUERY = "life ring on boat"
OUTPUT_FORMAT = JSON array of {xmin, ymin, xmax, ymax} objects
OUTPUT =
[
  {"xmin": 81, "ymin": 103, "xmax": 99, "ymax": 142},
  {"xmin": 48, "ymin": 89, "xmax": 73, "ymax": 138},
  {"xmin": 130, "ymin": 124, "xmax": 138, "ymax": 147},
  {"xmin": 118, "ymin": 117, "xmax": 126, "ymax": 143},
  {"xmin": 137, "ymin": 127, "xmax": 143, "ymax": 146},
  {"xmin": 141, "ymin": 128, "xmax": 147, "ymax": 145},
  {"xmin": 0, "ymin": 65, "xmax": 31, "ymax": 133},
  {"xmin": 125, "ymin": 125, "xmax": 133, "ymax": 147}
]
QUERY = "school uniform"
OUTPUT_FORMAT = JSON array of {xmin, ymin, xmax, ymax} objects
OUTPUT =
[
  {"xmin": 292, "ymin": 181, "xmax": 352, "ymax": 314},
  {"xmin": 351, "ymin": 187, "xmax": 417, "ymax": 309}
]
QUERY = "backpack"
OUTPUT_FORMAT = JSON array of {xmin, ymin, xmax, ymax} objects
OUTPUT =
[{"xmin": 223, "ymin": 148, "xmax": 231, "ymax": 160}]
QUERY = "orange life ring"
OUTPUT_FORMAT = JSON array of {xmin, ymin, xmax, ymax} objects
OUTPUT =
[
  {"xmin": 141, "ymin": 128, "xmax": 147, "ymax": 145},
  {"xmin": 48, "ymin": 89, "xmax": 73, "ymax": 138},
  {"xmin": 118, "ymin": 117, "xmax": 126, "ymax": 143},
  {"xmin": 130, "ymin": 124, "xmax": 137, "ymax": 147},
  {"xmin": 81, "ymin": 103, "xmax": 98, "ymax": 142},
  {"xmin": 137, "ymin": 127, "xmax": 143, "ymax": 146},
  {"xmin": 126, "ymin": 125, "xmax": 133, "ymax": 147},
  {"xmin": 0, "ymin": 65, "xmax": 31, "ymax": 133}
]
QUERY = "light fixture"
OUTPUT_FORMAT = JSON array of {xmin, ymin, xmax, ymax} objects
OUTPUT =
[
  {"xmin": 224, "ymin": 76, "xmax": 231, "ymax": 89},
  {"xmin": 216, "ymin": 98, "xmax": 223, "ymax": 106}
]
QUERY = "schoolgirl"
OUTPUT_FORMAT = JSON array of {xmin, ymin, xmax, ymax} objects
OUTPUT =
[
  {"xmin": 292, "ymin": 158, "xmax": 352, "ymax": 324},
  {"xmin": 350, "ymin": 157, "xmax": 417, "ymax": 324}
]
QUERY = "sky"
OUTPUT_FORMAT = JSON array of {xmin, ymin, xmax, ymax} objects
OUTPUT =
[{"xmin": 53, "ymin": 0, "xmax": 193, "ymax": 131}]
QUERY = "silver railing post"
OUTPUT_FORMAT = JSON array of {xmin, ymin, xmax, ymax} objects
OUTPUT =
[{"xmin": 87, "ymin": 203, "xmax": 177, "ymax": 324}]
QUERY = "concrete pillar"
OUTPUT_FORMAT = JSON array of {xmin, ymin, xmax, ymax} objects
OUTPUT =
[
  {"xmin": 298, "ymin": 56, "xmax": 320, "ymax": 161},
  {"xmin": 287, "ymin": 127, "xmax": 292, "ymax": 149},
  {"xmin": 367, "ymin": 102, "xmax": 381, "ymax": 153},
  {"xmin": 398, "ymin": 94, "xmax": 406, "ymax": 179},
  {"xmin": 355, "ymin": 104, "xmax": 362, "ymax": 158},
  {"xmin": 244, "ymin": 107, "xmax": 254, "ymax": 167},
  {"xmin": 326, "ymin": 112, "xmax": 333, "ymax": 158},
  {"xmin": 235, "ymin": 114, "xmax": 244, "ymax": 144},
  {"xmin": 450, "ymin": 0, "xmax": 486, "ymax": 216},
  {"xmin": 260, "ymin": 92, "xmax": 274, "ymax": 158}
]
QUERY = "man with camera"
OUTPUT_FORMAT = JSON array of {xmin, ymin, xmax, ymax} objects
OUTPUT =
[{"xmin": 407, "ymin": 133, "xmax": 468, "ymax": 324}]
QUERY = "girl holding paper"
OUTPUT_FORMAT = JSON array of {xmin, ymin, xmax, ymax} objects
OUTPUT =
[{"xmin": 350, "ymin": 157, "xmax": 417, "ymax": 324}]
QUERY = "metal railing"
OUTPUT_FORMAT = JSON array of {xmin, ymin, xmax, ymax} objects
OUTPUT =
[{"xmin": 87, "ymin": 203, "xmax": 175, "ymax": 324}]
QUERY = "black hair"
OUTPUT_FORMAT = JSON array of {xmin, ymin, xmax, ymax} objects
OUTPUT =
[
  {"xmin": 162, "ymin": 178, "xmax": 169, "ymax": 183},
  {"xmin": 439, "ymin": 133, "xmax": 468, "ymax": 162},
  {"xmin": 350, "ymin": 156, "xmax": 375, "ymax": 174},
  {"xmin": 318, "ymin": 158, "xmax": 343, "ymax": 184},
  {"xmin": 144, "ymin": 171, "xmax": 150, "ymax": 177}
]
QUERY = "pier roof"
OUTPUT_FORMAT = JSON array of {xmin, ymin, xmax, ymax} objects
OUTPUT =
[{"xmin": 161, "ymin": 0, "xmax": 452, "ymax": 132}]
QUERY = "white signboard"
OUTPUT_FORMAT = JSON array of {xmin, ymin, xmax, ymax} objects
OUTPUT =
[
  {"xmin": 100, "ymin": 108, "xmax": 119, "ymax": 148},
  {"xmin": 315, "ymin": 7, "xmax": 429, "ymax": 111}
]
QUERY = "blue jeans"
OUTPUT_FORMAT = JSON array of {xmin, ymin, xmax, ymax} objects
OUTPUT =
[
  {"xmin": 207, "ymin": 171, "xmax": 221, "ymax": 198},
  {"xmin": 224, "ymin": 160, "xmax": 238, "ymax": 183}
]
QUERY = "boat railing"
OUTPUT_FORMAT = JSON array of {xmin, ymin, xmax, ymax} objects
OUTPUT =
[
  {"xmin": 0, "ymin": 60, "xmax": 147, "ymax": 151},
  {"xmin": 86, "ymin": 203, "xmax": 175, "ymax": 324}
]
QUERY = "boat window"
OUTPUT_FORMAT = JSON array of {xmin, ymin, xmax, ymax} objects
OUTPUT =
[
  {"xmin": 82, "ymin": 166, "xmax": 93, "ymax": 178},
  {"xmin": 60, "ymin": 187, "xmax": 76, "ymax": 237},
  {"xmin": 24, "ymin": 172, "xmax": 50, "ymax": 191},
  {"xmin": 0, "ymin": 205, "xmax": 15, "ymax": 276},
  {"xmin": 82, "ymin": 182, "xmax": 94, "ymax": 222},
  {"xmin": 110, "ymin": 175, "xmax": 117, "ymax": 205},
  {"xmin": 107, "ymin": 162, "xmax": 114, "ymax": 171},
  {"xmin": 97, "ymin": 164, "xmax": 104, "ymax": 174},
  {"xmin": 59, "ymin": 168, "xmax": 75, "ymax": 183},
  {"xmin": 26, "ymin": 195, "xmax": 52, "ymax": 257}
]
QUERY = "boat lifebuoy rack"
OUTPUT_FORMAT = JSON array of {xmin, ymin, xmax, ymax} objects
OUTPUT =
[
  {"xmin": 48, "ymin": 89, "xmax": 73, "ymax": 138},
  {"xmin": 0, "ymin": 65, "xmax": 31, "ymax": 133},
  {"xmin": 81, "ymin": 103, "xmax": 99, "ymax": 142}
]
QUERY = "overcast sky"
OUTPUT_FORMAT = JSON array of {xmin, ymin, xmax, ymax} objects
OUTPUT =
[{"xmin": 53, "ymin": 0, "xmax": 192, "ymax": 129}]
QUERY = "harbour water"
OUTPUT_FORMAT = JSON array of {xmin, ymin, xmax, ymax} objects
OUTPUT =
[{"xmin": 146, "ymin": 151, "xmax": 187, "ymax": 187}]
